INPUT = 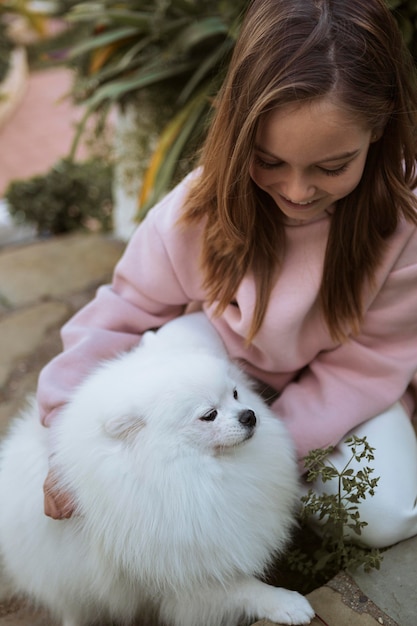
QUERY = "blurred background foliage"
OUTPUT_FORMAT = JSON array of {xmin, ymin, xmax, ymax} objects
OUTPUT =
[
  {"xmin": 64, "ymin": 0, "xmax": 247, "ymax": 217},
  {"xmin": 387, "ymin": 0, "xmax": 417, "ymax": 59}
]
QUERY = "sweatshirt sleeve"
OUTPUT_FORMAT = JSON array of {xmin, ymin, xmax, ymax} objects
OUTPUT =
[
  {"xmin": 273, "ymin": 226, "xmax": 417, "ymax": 462},
  {"xmin": 37, "ymin": 174, "xmax": 203, "ymax": 425}
]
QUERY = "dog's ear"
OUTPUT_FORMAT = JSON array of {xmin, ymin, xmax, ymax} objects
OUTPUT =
[{"xmin": 104, "ymin": 414, "xmax": 146, "ymax": 440}]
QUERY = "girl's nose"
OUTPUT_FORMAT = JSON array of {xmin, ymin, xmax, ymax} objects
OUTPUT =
[{"xmin": 281, "ymin": 172, "xmax": 315, "ymax": 203}]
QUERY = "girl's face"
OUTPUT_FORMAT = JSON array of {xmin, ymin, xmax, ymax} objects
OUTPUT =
[{"xmin": 250, "ymin": 97, "xmax": 375, "ymax": 222}]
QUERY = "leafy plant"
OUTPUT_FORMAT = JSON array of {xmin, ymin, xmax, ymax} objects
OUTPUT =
[
  {"xmin": 62, "ymin": 0, "xmax": 248, "ymax": 218},
  {"xmin": 284, "ymin": 436, "xmax": 383, "ymax": 590},
  {"xmin": 5, "ymin": 158, "xmax": 113, "ymax": 234}
]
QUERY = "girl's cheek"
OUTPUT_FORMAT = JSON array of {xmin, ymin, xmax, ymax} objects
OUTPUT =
[{"xmin": 250, "ymin": 165, "xmax": 272, "ymax": 188}]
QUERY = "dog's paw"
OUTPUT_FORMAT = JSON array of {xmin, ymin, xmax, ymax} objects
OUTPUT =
[{"xmin": 260, "ymin": 587, "xmax": 315, "ymax": 625}]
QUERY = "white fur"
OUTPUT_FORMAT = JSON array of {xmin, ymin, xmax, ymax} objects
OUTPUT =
[{"xmin": 0, "ymin": 313, "xmax": 314, "ymax": 625}]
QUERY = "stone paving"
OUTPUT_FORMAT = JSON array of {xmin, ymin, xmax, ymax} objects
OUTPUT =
[
  {"xmin": 1, "ymin": 230, "xmax": 415, "ymax": 625},
  {"xmin": 0, "ymin": 233, "xmax": 124, "ymax": 436},
  {"xmin": 0, "ymin": 232, "xmax": 124, "ymax": 625}
]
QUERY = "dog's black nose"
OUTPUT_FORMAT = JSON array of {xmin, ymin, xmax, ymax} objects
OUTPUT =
[{"xmin": 238, "ymin": 409, "xmax": 256, "ymax": 428}]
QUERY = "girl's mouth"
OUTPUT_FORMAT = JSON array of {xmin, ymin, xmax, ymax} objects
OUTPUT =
[{"xmin": 279, "ymin": 194, "xmax": 321, "ymax": 210}]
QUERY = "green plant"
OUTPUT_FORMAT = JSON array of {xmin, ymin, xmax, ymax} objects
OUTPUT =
[
  {"xmin": 63, "ymin": 0, "xmax": 248, "ymax": 217},
  {"xmin": 284, "ymin": 436, "xmax": 383, "ymax": 590},
  {"xmin": 6, "ymin": 158, "xmax": 113, "ymax": 234}
]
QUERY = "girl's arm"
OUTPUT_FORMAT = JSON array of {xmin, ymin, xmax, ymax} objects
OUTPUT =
[
  {"xmin": 273, "ymin": 249, "xmax": 417, "ymax": 462},
  {"xmin": 37, "ymin": 173, "xmax": 204, "ymax": 425}
]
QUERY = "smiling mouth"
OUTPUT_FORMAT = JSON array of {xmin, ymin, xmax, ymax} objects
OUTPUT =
[{"xmin": 280, "ymin": 195, "xmax": 320, "ymax": 208}]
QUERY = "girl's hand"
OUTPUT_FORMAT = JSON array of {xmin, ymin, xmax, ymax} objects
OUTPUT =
[{"xmin": 43, "ymin": 465, "xmax": 76, "ymax": 519}]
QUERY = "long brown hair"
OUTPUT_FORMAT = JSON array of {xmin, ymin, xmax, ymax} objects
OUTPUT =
[{"xmin": 181, "ymin": 0, "xmax": 417, "ymax": 342}]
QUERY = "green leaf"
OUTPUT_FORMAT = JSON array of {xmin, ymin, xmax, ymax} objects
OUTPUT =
[
  {"xmin": 385, "ymin": 0, "xmax": 404, "ymax": 8},
  {"xmin": 68, "ymin": 5, "xmax": 153, "ymax": 27},
  {"xmin": 138, "ymin": 87, "xmax": 209, "ymax": 217},
  {"xmin": 173, "ymin": 16, "xmax": 229, "ymax": 52},
  {"xmin": 168, "ymin": 0, "xmax": 211, "ymax": 16},
  {"xmin": 68, "ymin": 26, "xmax": 144, "ymax": 59},
  {"xmin": 79, "ymin": 36, "xmax": 154, "ymax": 85},
  {"xmin": 86, "ymin": 59, "xmax": 199, "ymax": 107},
  {"xmin": 178, "ymin": 37, "xmax": 234, "ymax": 104}
]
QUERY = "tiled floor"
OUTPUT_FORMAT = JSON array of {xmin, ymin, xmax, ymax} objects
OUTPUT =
[{"xmin": 0, "ymin": 67, "xmax": 86, "ymax": 196}]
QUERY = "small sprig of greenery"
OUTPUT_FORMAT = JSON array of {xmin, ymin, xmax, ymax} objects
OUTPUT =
[{"xmin": 285, "ymin": 436, "xmax": 383, "ymax": 590}]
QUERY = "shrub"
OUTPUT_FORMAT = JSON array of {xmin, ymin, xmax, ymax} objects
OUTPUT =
[{"xmin": 6, "ymin": 158, "xmax": 113, "ymax": 235}]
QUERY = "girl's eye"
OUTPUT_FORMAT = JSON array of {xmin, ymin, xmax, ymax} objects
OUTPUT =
[
  {"xmin": 319, "ymin": 163, "xmax": 349, "ymax": 177},
  {"xmin": 254, "ymin": 155, "xmax": 349, "ymax": 176},
  {"xmin": 253, "ymin": 155, "xmax": 282, "ymax": 170},
  {"xmin": 233, "ymin": 389, "xmax": 238, "ymax": 400},
  {"xmin": 200, "ymin": 409, "xmax": 218, "ymax": 422}
]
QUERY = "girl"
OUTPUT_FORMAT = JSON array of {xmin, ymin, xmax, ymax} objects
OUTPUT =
[{"xmin": 40, "ymin": 0, "xmax": 417, "ymax": 548}]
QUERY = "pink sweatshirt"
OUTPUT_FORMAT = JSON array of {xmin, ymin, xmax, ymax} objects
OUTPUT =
[{"xmin": 37, "ymin": 172, "xmax": 417, "ymax": 460}]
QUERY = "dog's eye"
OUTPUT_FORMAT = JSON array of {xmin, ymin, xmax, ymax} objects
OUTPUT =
[
  {"xmin": 200, "ymin": 409, "xmax": 218, "ymax": 422},
  {"xmin": 233, "ymin": 389, "xmax": 238, "ymax": 400}
]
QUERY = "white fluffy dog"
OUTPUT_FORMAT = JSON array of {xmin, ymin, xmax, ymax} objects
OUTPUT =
[{"xmin": 0, "ymin": 313, "xmax": 314, "ymax": 626}]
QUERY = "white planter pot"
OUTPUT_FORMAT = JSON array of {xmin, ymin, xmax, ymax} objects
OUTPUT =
[
  {"xmin": 112, "ymin": 101, "xmax": 161, "ymax": 241},
  {"xmin": 111, "ymin": 89, "xmax": 180, "ymax": 241},
  {"xmin": 0, "ymin": 47, "xmax": 28, "ymax": 131}
]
